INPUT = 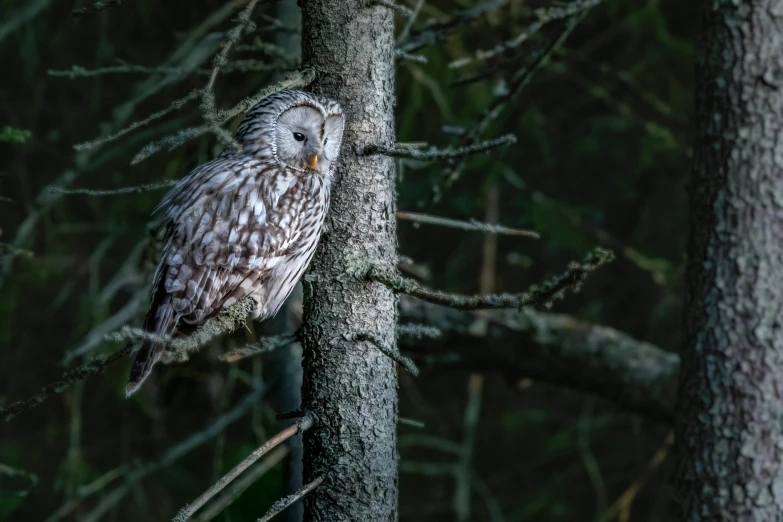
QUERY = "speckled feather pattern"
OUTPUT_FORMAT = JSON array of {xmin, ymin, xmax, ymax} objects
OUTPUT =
[{"xmin": 126, "ymin": 90, "xmax": 344, "ymax": 395}]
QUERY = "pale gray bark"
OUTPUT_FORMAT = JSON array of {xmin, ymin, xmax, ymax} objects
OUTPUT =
[
  {"xmin": 673, "ymin": 1, "xmax": 783, "ymax": 520},
  {"xmin": 299, "ymin": 1, "xmax": 399, "ymax": 521}
]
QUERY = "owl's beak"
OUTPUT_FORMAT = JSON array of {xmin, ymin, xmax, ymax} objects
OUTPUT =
[{"xmin": 308, "ymin": 155, "xmax": 318, "ymax": 170}]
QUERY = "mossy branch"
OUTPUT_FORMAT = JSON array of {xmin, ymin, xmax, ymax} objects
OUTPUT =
[
  {"xmin": 48, "ymin": 180, "xmax": 178, "ymax": 196},
  {"xmin": 0, "ymin": 346, "xmax": 132, "ymax": 422},
  {"xmin": 358, "ymin": 133, "xmax": 516, "ymax": 160},
  {"xmin": 369, "ymin": 247, "xmax": 614, "ymax": 311},
  {"xmin": 105, "ymin": 297, "xmax": 256, "ymax": 360}
]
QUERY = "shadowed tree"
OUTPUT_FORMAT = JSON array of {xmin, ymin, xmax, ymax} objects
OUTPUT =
[
  {"xmin": 299, "ymin": 0, "xmax": 400, "ymax": 520},
  {"xmin": 674, "ymin": 0, "xmax": 783, "ymax": 519}
]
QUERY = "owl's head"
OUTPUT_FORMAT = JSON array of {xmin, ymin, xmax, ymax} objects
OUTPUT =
[{"xmin": 235, "ymin": 90, "xmax": 345, "ymax": 176}]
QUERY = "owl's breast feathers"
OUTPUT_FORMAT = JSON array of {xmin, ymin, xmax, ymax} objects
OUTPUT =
[{"xmin": 152, "ymin": 156, "xmax": 330, "ymax": 328}]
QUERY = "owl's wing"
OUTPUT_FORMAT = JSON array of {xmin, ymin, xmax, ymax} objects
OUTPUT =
[
  {"xmin": 127, "ymin": 157, "xmax": 302, "ymax": 395},
  {"xmin": 157, "ymin": 156, "xmax": 303, "ymax": 322}
]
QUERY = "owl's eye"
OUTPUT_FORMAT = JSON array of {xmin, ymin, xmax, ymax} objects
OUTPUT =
[
  {"xmin": 324, "ymin": 138, "xmax": 328, "ymax": 146},
  {"xmin": 293, "ymin": 132, "xmax": 305, "ymax": 142}
]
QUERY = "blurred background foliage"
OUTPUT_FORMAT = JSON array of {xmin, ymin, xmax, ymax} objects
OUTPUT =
[{"xmin": 0, "ymin": 0, "xmax": 692, "ymax": 520}]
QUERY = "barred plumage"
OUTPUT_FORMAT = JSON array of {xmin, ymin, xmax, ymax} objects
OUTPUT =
[{"xmin": 126, "ymin": 90, "xmax": 344, "ymax": 396}]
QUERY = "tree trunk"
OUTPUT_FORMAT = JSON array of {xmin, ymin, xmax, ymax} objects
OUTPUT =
[
  {"xmin": 299, "ymin": 1, "xmax": 399, "ymax": 521},
  {"xmin": 673, "ymin": 1, "xmax": 783, "ymax": 520}
]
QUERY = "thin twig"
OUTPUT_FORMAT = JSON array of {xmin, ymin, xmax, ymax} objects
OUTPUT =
[
  {"xmin": 396, "ymin": 0, "xmax": 425, "ymax": 44},
  {"xmin": 72, "ymin": 0, "xmax": 123, "ymax": 16},
  {"xmin": 395, "ymin": 50, "xmax": 428, "ymax": 63},
  {"xmin": 221, "ymin": 334, "xmax": 297, "ymax": 362},
  {"xmin": 205, "ymin": 0, "xmax": 261, "ymax": 92},
  {"xmin": 0, "ymin": 243, "xmax": 34, "ymax": 259},
  {"xmin": 131, "ymin": 68, "xmax": 315, "ymax": 164},
  {"xmin": 48, "ymin": 180, "xmax": 178, "ymax": 196},
  {"xmin": 448, "ymin": 0, "xmax": 604, "ymax": 69},
  {"xmin": 371, "ymin": 0, "xmax": 414, "ymax": 17},
  {"xmin": 369, "ymin": 247, "xmax": 614, "ymax": 311},
  {"xmin": 359, "ymin": 133, "xmax": 516, "ymax": 159},
  {"xmin": 67, "ymin": 385, "xmax": 271, "ymax": 522},
  {"xmin": 397, "ymin": 323, "xmax": 442, "ymax": 340},
  {"xmin": 397, "ymin": 0, "xmax": 509, "ymax": 54},
  {"xmin": 194, "ymin": 446, "xmax": 289, "ymax": 522},
  {"xmin": 531, "ymin": 191, "xmax": 671, "ymax": 285},
  {"xmin": 397, "ymin": 211, "xmax": 539, "ymax": 238},
  {"xmin": 344, "ymin": 333, "xmax": 420, "ymax": 376},
  {"xmin": 0, "ymin": 463, "xmax": 39, "ymax": 496},
  {"xmin": 173, "ymin": 413, "xmax": 315, "ymax": 522},
  {"xmin": 399, "ymin": 417, "xmax": 426, "ymax": 429},
  {"xmin": 75, "ymin": 88, "xmax": 203, "ymax": 151},
  {"xmin": 433, "ymin": 10, "xmax": 588, "ymax": 201},
  {"xmin": 256, "ymin": 476, "xmax": 325, "ymax": 522},
  {"xmin": 49, "ymin": 64, "xmax": 186, "ymax": 78},
  {"xmin": 0, "ymin": 346, "xmax": 132, "ymax": 422},
  {"xmin": 599, "ymin": 431, "xmax": 673, "ymax": 522}
]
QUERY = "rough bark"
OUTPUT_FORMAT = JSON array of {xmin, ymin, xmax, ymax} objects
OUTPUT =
[
  {"xmin": 398, "ymin": 297, "xmax": 679, "ymax": 424},
  {"xmin": 299, "ymin": 1, "xmax": 399, "ymax": 521},
  {"xmin": 673, "ymin": 1, "xmax": 783, "ymax": 520}
]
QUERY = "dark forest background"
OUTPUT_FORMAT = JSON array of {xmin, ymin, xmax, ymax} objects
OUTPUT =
[{"xmin": 1, "ymin": 1, "xmax": 692, "ymax": 520}]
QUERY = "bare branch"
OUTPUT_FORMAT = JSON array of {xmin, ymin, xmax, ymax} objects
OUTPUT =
[
  {"xmin": 396, "ymin": 0, "xmax": 425, "ymax": 44},
  {"xmin": 58, "ymin": 385, "xmax": 270, "ymax": 522},
  {"xmin": 395, "ymin": 49, "xmax": 428, "ymax": 63},
  {"xmin": 205, "ymin": 0, "xmax": 261, "ymax": 92},
  {"xmin": 48, "ymin": 179, "xmax": 178, "ymax": 196},
  {"xmin": 256, "ymin": 476, "xmax": 325, "ymax": 522},
  {"xmin": 434, "ymin": 11, "xmax": 588, "ymax": 202},
  {"xmin": 397, "ymin": 323, "xmax": 441, "ymax": 340},
  {"xmin": 371, "ymin": 0, "xmax": 414, "ymax": 17},
  {"xmin": 193, "ymin": 447, "xmax": 289, "ymax": 522},
  {"xmin": 370, "ymin": 247, "xmax": 613, "ymax": 312},
  {"xmin": 397, "ymin": 0, "xmax": 509, "ymax": 54},
  {"xmin": 75, "ymin": 88, "xmax": 203, "ymax": 151},
  {"xmin": 0, "ymin": 462, "xmax": 39, "ymax": 497},
  {"xmin": 49, "ymin": 64, "xmax": 187, "ymax": 78},
  {"xmin": 221, "ymin": 334, "xmax": 297, "ymax": 362},
  {"xmin": 397, "ymin": 211, "xmax": 539, "ymax": 238},
  {"xmin": 343, "ymin": 332, "xmax": 420, "ymax": 376},
  {"xmin": 0, "ymin": 346, "xmax": 132, "ymax": 422},
  {"xmin": 399, "ymin": 417, "xmax": 426, "ymax": 429},
  {"xmin": 0, "ymin": 0, "xmax": 53, "ymax": 45},
  {"xmin": 173, "ymin": 413, "xmax": 316, "ymax": 522},
  {"xmin": 130, "ymin": 68, "xmax": 316, "ymax": 164},
  {"xmin": 72, "ymin": 0, "xmax": 124, "ymax": 16},
  {"xmin": 449, "ymin": 0, "xmax": 605, "ymax": 69},
  {"xmin": 358, "ymin": 133, "xmax": 516, "ymax": 159},
  {"xmin": 399, "ymin": 297, "xmax": 678, "ymax": 424}
]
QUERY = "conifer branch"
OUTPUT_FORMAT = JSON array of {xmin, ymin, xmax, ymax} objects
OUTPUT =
[{"xmin": 369, "ymin": 247, "xmax": 614, "ymax": 311}]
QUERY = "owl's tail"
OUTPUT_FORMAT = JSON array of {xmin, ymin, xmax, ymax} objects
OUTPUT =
[{"xmin": 125, "ymin": 302, "xmax": 177, "ymax": 397}]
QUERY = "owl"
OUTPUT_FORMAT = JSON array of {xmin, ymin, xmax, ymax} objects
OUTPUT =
[{"xmin": 126, "ymin": 90, "xmax": 345, "ymax": 396}]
